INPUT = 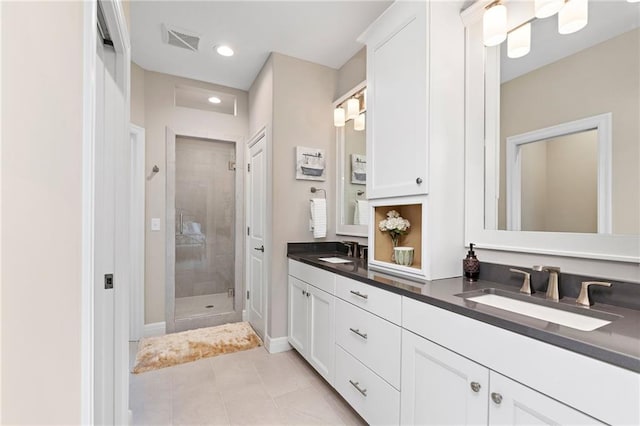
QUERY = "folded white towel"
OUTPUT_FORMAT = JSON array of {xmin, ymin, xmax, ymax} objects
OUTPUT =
[
  {"xmin": 310, "ymin": 198, "xmax": 327, "ymax": 238},
  {"xmin": 354, "ymin": 199, "xmax": 369, "ymax": 226}
]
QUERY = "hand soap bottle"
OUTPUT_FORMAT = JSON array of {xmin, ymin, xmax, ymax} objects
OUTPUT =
[{"xmin": 463, "ymin": 243, "xmax": 480, "ymax": 281}]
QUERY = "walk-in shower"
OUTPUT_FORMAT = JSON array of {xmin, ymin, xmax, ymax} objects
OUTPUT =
[{"xmin": 174, "ymin": 136, "xmax": 237, "ymax": 326}]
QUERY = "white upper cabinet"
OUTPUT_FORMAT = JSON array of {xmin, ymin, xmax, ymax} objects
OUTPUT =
[{"xmin": 361, "ymin": 0, "xmax": 465, "ymax": 200}]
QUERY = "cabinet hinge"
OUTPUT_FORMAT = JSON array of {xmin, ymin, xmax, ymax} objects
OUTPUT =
[
  {"xmin": 246, "ymin": 290, "xmax": 250, "ymax": 300},
  {"xmin": 247, "ymin": 227, "xmax": 250, "ymax": 236},
  {"xmin": 247, "ymin": 164, "xmax": 251, "ymax": 172}
]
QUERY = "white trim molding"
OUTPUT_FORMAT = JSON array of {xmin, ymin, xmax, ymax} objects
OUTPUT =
[
  {"xmin": 129, "ymin": 124, "xmax": 146, "ymax": 342},
  {"xmin": 143, "ymin": 322, "xmax": 167, "ymax": 338},
  {"xmin": 265, "ymin": 335, "xmax": 292, "ymax": 354}
]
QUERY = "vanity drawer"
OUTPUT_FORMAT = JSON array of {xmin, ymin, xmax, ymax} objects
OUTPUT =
[
  {"xmin": 335, "ymin": 345, "xmax": 400, "ymax": 426},
  {"xmin": 335, "ymin": 298, "xmax": 401, "ymax": 389},
  {"xmin": 335, "ymin": 275, "xmax": 401, "ymax": 324},
  {"xmin": 288, "ymin": 259, "xmax": 336, "ymax": 294}
]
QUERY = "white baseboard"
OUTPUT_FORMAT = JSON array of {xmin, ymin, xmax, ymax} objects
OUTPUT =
[
  {"xmin": 265, "ymin": 335, "xmax": 291, "ymax": 354},
  {"xmin": 143, "ymin": 321, "xmax": 166, "ymax": 337}
]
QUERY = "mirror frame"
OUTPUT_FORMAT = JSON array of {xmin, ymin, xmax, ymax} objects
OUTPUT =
[
  {"xmin": 461, "ymin": 0, "xmax": 639, "ymax": 263},
  {"xmin": 335, "ymin": 80, "xmax": 368, "ymax": 237}
]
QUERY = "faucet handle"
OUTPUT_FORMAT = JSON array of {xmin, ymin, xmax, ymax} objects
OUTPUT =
[
  {"xmin": 577, "ymin": 281, "xmax": 611, "ymax": 307},
  {"xmin": 510, "ymin": 269, "xmax": 532, "ymax": 295}
]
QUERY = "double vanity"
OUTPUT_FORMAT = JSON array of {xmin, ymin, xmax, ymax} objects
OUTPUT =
[{"xmin": 287, "ymin": 243, "xmax": 639, "ymax": 425}]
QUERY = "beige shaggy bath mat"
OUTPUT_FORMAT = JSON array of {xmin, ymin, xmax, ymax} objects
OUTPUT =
[{"xmin": 132, "ymin": 321, "xmax": 262, "ymax": 374}]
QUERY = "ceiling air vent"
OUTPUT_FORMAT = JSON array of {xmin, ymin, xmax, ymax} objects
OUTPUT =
[{"xmin": 161, "ymin": 24, "xmax": 200, "ymax": 52}]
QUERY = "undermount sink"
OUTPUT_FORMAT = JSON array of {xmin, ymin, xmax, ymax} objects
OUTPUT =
[{"xmin": 456, "ymin": 288, "xmax": 621, "ymax": 332}]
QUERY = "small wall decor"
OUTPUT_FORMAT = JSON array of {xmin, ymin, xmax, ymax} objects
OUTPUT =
[
  {"xmin": 351, "ymin": 154, "xmax": 366, "ymax": 184},
  {"xmin": 296, "ymin": 146, "xmax": 326, "ymax": 181}
]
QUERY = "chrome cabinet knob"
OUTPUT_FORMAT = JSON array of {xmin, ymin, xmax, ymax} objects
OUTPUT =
[
  {"xmin": 470, "ymin": 382, "xmax": 481, "ymax": 393},
  {"xmin": 491, "ymin": 392, "xmax": 503, "ymax": 404},
  {"xmin": 416, "ymin": 177, "xmax": 423, "ymax": 184}
]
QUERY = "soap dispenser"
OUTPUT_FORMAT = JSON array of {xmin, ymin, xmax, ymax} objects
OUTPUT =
[{"xmin": 463, "ymin": 243, "xmax": 480, "ymax": 281}]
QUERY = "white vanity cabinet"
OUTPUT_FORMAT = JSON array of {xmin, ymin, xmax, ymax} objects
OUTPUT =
[
  {"xmin": 402, "ymin": 297, "xmax": 638, "ymax": 425},
  {"xmin": 360, "ymin": 0, "xmax": 464, "ymax": 200},
  {"xmin": 360, "ymin": 0, "xmax": 465, "ymax": 282},
  {"xmin": 333, "ymin": 275, "xmax": 403, "ymax": 425},
  {"xmin": 401, "ymin": 329, "xmax": 602, "ymax": 425},
  {"xmin": 401, "ymin": 329, "xmax": 489, "ymax": 425},
  {"xmin": 287, "ymin": 260, "xmax": 336, "ymax": 385}
]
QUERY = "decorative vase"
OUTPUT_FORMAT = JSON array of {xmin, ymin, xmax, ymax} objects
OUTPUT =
[{"xmin": 390, "ymin": 234, "xmax": 399, "ymax": 262}]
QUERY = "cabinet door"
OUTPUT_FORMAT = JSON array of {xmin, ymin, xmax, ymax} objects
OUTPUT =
[
  {"xmin": 401, "ymin": 330, "xmax": 489, "ymax": 425},
  {"xmin": 489, "ymin": 372, "xmax": 603, "ymax": 425},
  {"xmin": 287, "ymin": 276, "xmax": 308, "ymax": 355},
  {"xmin": 367, "ymin": 1, "xmax": 428, "ymax": 199},
  {"xmin": 307, "ymin": 284, "xmax": 335, "ymax": 385}
]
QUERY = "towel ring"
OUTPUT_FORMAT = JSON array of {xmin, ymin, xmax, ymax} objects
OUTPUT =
[{"xmin": 310, "ymin": 187, "xmax": 326, "ymax": 198}]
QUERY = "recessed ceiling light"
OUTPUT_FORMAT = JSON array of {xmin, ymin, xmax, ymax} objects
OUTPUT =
[
  {"xmin": 208, "ymin": 96, "xmax": 222, "ymax": 104},
  {"xmin": 216, "ymin": 45, "xmax": 234, "ymax": 57}
]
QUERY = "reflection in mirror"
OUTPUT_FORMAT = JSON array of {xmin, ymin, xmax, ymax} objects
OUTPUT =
[
  {"xmin": 487, "ymin": 3, "xmax": 639, "ymax": 235},
  {"xmin": 336, "ymin": 81, "xmax": 368, "ymax": 237},
  {"xmin": 508, "ymin": 128, "xmax": 599, "ymax": 233}
]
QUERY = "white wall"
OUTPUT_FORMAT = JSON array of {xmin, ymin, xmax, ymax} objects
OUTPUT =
[
  {"xmin": 131, "ymin": 67, "xmax": 248, "ymax": 324},
  {"xmin": 1, "ymin": 1, "xmax": 84, "ymax": 422}
]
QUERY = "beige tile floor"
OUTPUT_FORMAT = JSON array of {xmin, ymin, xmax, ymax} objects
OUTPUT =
[{"xmin": 129, "ymin": 344, "xmax": 367, "ymax": 425}]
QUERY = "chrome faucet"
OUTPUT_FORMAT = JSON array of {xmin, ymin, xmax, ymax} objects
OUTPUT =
[{"xmin": 533, "ymin": 265, "xmax": 561, "ymax": 301}]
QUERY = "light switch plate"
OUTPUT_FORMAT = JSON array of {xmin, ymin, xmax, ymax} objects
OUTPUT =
[{"xmin": 151, "ymin": 218, "xmax": 161, "ymax": 231}]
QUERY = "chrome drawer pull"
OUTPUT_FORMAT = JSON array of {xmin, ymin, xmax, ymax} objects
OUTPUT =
[
  {"xmin": 491, "ymin": 392, "xmax": 503, "ymax": 405},
  {"xmin": 470, "ymin": 382, "xmax": 481, "ymax": 393},
  {"xmin": 350, "ymin": 290, "xmax": 368, "ymax": 299},
  {"xmin": 349, "ymin": 380, "xmax": 367, "ymax": 397},
  {"xmin": 349, "ymin": 327, "xmax": 368, "ymax": 340}
]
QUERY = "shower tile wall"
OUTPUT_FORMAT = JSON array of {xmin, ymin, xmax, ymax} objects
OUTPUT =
[{"xmin": 175, "ymin": 137, "xmax": 235, "ymax": 299}]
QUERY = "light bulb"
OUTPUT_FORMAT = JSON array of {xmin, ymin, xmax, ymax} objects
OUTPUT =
[
  {"xmin": 346, "ymin": 98, "xmax": 360, "ymax": 120},
  {"xmin": 334, "ymin": 107, "xmax": 345, "ymax": 127},
  {"xmin": 627, "ymin": 0, "xmax": 639, "ymax": 3},
  {"xmin": 507, "ymin": 23, "xmax": 531, "ymax": 59},
  {"xmin": 535, "ymin": 0, "xmax": 564, "ymax": 18},
  {"xmin": 208, "ymin": 96, "xmax": 221, "ymax": 104},
  {"xmin": 559, "ymin": 0, "xmax": 588, "ymax": 35},
  {"xmin": 354, "ymin": 113, "xmax": 365, "ymax": 131},
  {"xmin": 483, "ymin": 4, "xmax": 507, "ymax": 47}
]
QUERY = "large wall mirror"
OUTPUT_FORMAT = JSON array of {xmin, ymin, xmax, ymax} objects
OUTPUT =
[
  {"xmin": 335, "ymin": 81, "xmax": 368, "ymax": 237},
  {"xmin": 463, "ymin": 0, "xmax": 639, "ymax": 262}
]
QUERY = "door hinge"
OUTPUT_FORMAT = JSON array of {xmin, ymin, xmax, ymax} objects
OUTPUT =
[
  {"xmin": 104, "ymin": 273, "xmax": 114, "ymax": 290},
  {"xmin": 247, "ymin": 226, "xmax": 250, "ymax": 236},
  {"xmin": 246, "ymin": 290, "xmax": 250, "ymax": 300},
  {"xmin": 247, "ymin": 164, "xmax": 251, "ymax": 172}
]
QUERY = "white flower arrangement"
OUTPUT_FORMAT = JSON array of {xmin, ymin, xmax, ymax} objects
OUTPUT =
[{"xmin": 378, "ymin": 210, "xmax": 410, "ymax": 241}]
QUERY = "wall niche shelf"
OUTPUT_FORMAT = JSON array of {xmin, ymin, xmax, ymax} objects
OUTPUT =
[{"xmin": 373, "ymin": 204, "xmax": 423, "ymax": 271}]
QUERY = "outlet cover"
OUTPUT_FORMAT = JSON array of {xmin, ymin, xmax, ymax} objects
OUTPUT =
[{"xmin": 151, "ymin": 218, "xmax": 161, "ymax": 231}]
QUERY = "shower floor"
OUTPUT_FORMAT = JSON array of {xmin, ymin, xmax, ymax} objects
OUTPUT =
[{"xmin": 175, "ymin": 292, "xmax": 234, "ymax": 320}]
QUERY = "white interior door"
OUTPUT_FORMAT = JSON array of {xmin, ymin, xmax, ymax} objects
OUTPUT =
[
  {"xmin": 94, "ymin": 34, "xmax": 116, "ymax": 425},
  {"xmin": 247, "ymin": 134, "xmax": 267, "ymax": 339}
]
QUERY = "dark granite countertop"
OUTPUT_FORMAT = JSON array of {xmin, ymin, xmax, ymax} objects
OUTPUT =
[{"xmin": 287, "ymin": 246, "xmax": 640, "ymax": 373}]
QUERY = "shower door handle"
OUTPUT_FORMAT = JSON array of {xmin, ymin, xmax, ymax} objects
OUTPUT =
[{"xmin": 254, "ymin": 245, "xmax": 265, "ymax": 252}]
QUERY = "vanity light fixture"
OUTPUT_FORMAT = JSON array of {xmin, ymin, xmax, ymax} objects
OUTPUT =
[
  {"xmin": 483, "ymin": 2, "xmax": 508, "ymax": 46},
  {"xmin": 334, "ymin": 107, "xmax": 346, "ymax": 127},
  {"xmin": 346, "ymin": 98, "xmax": 360, "ymax": 121},
  {"xmin": 507, "ymin": 22, "xmax": 531, "ymax": 58},
  {"xmin": 558, "ymin": 0, "xmax": 589, "ymax": 35},
  {"xmin": 208, "ymin": 96, "xmax": 222, "ymax": 104},
  {"xmin": 215, "ymin": 45, "xmax": 234, "ymax": 57},
  {"xmin": 534, "ymin": 0, "xmax": 564, "ymax": 18},
  {"xmin": 354, "ymin": 113, "xmax": 365, "ymax": 131}
]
